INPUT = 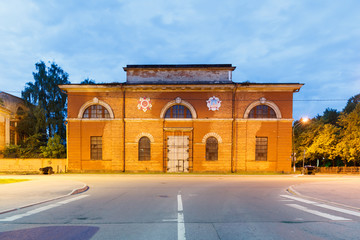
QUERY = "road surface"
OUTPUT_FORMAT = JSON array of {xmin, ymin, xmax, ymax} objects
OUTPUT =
[{"xmin": 0, "ymin": 175, "xmax": 360, "ymax": 239}]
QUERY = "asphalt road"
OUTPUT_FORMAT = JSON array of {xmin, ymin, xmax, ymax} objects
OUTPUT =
[{"xmin": 1, "ymin": 175, "xmax": 360, "ymax": 240}]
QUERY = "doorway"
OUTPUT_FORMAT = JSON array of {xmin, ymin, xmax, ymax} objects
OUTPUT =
[{"xmin": 164, "ymin": 130, "xmax": 192, "ymax": 172}]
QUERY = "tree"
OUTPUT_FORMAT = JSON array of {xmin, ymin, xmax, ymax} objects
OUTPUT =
[
  {"xmin": 16, "ymin": 105, "xmax": 46, "ymax": 143},
  {"xmin": 40, "ymin": 134, "xmax": 66, "ymax": 158},
  {"xmin": 80, "ymin": 78, "xmax": 96, "ymax": 84},
  {"xmin": 337, "ymin": 104, "xmax": 360, "ymax": 165},
  {"xmin": 294, "ymin": 94, "xmax": 360, "ymax": 167},
  {"xmin": 306, "ymin": 124, "xmax": 340, "ymax": 163},
  {"xmin": 22, "ymin": 61, "xmax": 70, "ymax": 141},
  {"xmin": 321, "ymin": 108, "xmax": 340, "ymax": 126},
  {"xmin": 343, "ymin": 94, "xmax": 360, "ymax": 114}
]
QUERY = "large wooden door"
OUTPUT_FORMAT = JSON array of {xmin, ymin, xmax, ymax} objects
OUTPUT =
[{"xmin": 164, "ymin": 130, "xmax": 193, "ymax": 172}]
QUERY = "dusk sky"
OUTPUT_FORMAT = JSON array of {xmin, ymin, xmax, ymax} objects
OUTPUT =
[{"xmin": 0, "ymin": 0, "xmax": 359, "ymax": 120}]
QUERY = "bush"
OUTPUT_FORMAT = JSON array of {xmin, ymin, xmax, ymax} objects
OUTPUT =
[
  {"xmin": 40, "ymin": 135, "xmax": 66, "ymax": 158},
  {"xmin": 1, "ymin": 134, "xmax": 44, "ymax": 158},
  {"xmin": 1, "ymin": 145, "xmax": 21, "ymax": 158}
]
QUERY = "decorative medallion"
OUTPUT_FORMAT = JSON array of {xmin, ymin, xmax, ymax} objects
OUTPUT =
[
  {"xmin": 260, "ymin": 97, "xmax": 266, "ymax": 104},
  {"xmin": 175, "ymin": 97, "xmax": 182, "ymax": 104},
  {"xmin": 137, "ymin": 97, "xmax": 152, "ymax": 112},
  {"xmin": 206, "ymin": 96, "xmax": 221, "ymax": 111}
]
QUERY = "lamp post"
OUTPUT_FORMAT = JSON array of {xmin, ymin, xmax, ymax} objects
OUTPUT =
[{"xmin": 292, "ymin": 117, "xmax": 309, "ymax": 173}]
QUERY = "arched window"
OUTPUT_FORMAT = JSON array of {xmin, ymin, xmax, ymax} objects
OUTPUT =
[
  {"xmin": 82, "ymin": 105, "xmax": 110, "ymax": 118},
  {"xmin": 249, "ymin": 105, "xmax": 276, "ymax": 118},
  {"xmin": 138, "ymin": 137, "xmax": 151, "ymax": 161},
  {"xmin": 206, "ymin": 137, "xmax": 218, "ymax": 161},
  {"xmin": 164, "ymin": 105, "xmax": 192, "ymax": 118},
  {"xmin": 16, "ymin": 107, "xmax": 25, "ymax": 115}
]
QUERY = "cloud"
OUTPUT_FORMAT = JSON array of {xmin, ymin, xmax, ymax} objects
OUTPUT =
[{"xmin": 0, "ymin": 0, "xmax": 359, "ymax": 119}]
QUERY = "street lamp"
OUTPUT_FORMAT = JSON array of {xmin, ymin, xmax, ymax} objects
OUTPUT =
[{"xmin": 292, "ymin": 117, "xmax": 309, "ymax": 173}]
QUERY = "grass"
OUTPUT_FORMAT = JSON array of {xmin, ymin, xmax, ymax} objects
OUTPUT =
[{"xmin": 0, "ymin": 179, "xmax": 30, "ymax": 184}]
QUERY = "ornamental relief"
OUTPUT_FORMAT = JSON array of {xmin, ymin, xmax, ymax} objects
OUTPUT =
[
  {"xmin": 137, "ymin": 97, "xmax": 152, "ymax": 112},
  {"xmin": 206, "ymin": 96, "xmax": 221, "ymax": 111}
]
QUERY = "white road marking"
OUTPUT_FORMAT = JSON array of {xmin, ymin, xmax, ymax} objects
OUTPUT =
[
  {"xmin": 282, "ymin": 194, "xmax": 360, "ymax": 218},
  {"xmin": 177, "ymin": 193, "xmax": 186, "ymax": 240},
  {"xmin": 0, "ymin": 195, "xmax": 89, "ymax": 222},
  {"xmin": 286, "ymin": 204, "xmax": 351, "ymax": 221},
  {"xmin": 281, "ymin": 195, "xmax": 317, "ymax": 204},
  {"xmin": 162, "ymin": 218, "xmax": 177, "ymax": 222},
  {"xmin": 58, "ymin": 195, "xmax": 88, "ymax": 204},
  {"xmin": 316, "ymin": 204, "xmax": 360, "ymax": 218},
  {"xmin": 177, "ymin": 194, "xmax": 183, "ymax": 212}
]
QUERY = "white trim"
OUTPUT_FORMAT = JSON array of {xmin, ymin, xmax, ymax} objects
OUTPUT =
[
  {"xmin": 160, "ymin": 99, "xmax": 197, "ymax": 119},
  {"xmin": 67, "ymin": 118, "xmax": 121, "ymax": 122},
  {"xmin": 194, "ymin": 118, "xmax": 232, "ymax": 122},
  {"xmin": 135, "ymin": 132, "xmax": 155, "ymax": 143},
  {"xmin": 202, "ymin": 132, "xmax": 223, "ymax": 143},
  {"xmin": 243, "ymin": 99, "xmax": 282, "ymax": 119},
  {"xmin": 237, "ymin": 118, "xmax": 293, "ymax": 122},
  {"xmin": 78, "ymin": 98, "xmax": 114, "ymax": 119},
  {"xmin": 164, "ymin": 119, "xmax": 194, "ymax": 122},
  {"xmin": 164, "ymin": 127, "xmax": 193, "ymax": 132},
  {"xmin": 67, "ymin": 117, "xmax": 293, "ymax": 122}
]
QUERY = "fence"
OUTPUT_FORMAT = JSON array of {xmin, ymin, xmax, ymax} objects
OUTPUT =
[
  {"xmin": 316, "ymin": 167, "xmax": 360, "ymax": 174},
  {"xmin": 0, "ymin": 158, "xmax": 67, "ymax": 173}
]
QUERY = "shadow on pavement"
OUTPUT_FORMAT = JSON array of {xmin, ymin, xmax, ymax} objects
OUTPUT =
[{"xmin": 0, "ymin": 226, "xmax": 99, "ymax": 240}]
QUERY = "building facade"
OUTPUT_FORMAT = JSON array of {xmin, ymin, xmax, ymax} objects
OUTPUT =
[
  {"xmin": 60, "ymin": 64, "xmax": 303, "ymax": 173},
  {"xmin": 0, "ymin": 92, "xmax": 26, "ymax": 152}
]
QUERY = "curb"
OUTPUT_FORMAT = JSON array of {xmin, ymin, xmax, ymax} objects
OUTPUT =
[
  {"xmin": 0, "ymin": 183, "xmax": 89, "ymax": 215},
  {"xmin": 286, "ymin": 185, "xmax": 360, "ymax": 211}
]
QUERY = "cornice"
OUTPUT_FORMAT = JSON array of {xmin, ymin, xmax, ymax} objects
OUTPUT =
[
  {"xmin": 59, "ymin": 83, "xmax": 303, "ymax": 93},
  {"xmin": 59, "ymin": 85, "xmax": 123, "ymax": 93},
  {"xmin": 123, "ymin": 84, "xmax": 234, "ymax": 92},
  {"xmin": 235, "ymin": 84, "xmax": 303, "ymax": 92}
]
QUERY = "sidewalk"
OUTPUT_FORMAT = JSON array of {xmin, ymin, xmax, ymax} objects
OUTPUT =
[
  {"xmin": 0, "ymin": 175, "xmax": 88, "ymax": 214},
  {"xmin": 290, "ymin": 175, "xmax": 360, "ymax": 209}
]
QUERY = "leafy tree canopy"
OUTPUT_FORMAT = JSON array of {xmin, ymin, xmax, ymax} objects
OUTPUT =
[
  {"xmin": 321, "ymin": 108, "xmax": 340, "ymax": 125},
  {"xmin": 80, "ymin": 78, "xmax": 96, "ymax": 84},
  {"xmin": 343, "ymin": 94, "xmax": 360, "ymax": 114},
  {"xmin": 294, "ymin": 93, "xmax": 360, "ymax": 166},
  {"xmin": 21, "ymin": 61, "xmax": 70, "ymax": 141}
]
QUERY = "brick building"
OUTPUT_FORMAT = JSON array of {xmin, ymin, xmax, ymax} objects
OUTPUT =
[{"xmin": 60, "ymin": 64, "xmax": 303, "ymax": 173}]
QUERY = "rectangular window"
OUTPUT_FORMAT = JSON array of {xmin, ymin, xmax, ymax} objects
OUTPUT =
[
  {"xmin": 91, "ymin": 136, "xmax": 102, "ymax": 160},
  {"xmin": 10, "ymin": 121, "xmax": 16, "ymax": 127},
  {"xmin": 10, "ymin": 130, "xmax": 16, "ymax": 145},
  {"xmin": 255, "ymin": 137, "xmax": 268, "ymax": 161}
]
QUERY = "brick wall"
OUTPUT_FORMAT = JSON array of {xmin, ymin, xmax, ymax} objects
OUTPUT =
[
  {"xmin": 63, "ymin": 83, "xmax": 298, "ymax": 173},
  {"xmin": 0, "ymin": 158, "xmax": 67, "ymax": 173}
]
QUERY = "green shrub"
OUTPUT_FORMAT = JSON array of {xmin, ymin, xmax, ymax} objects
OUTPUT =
[{"xmin": 40, "ymin": 134, "xmax": 66, "ymax": 158}]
